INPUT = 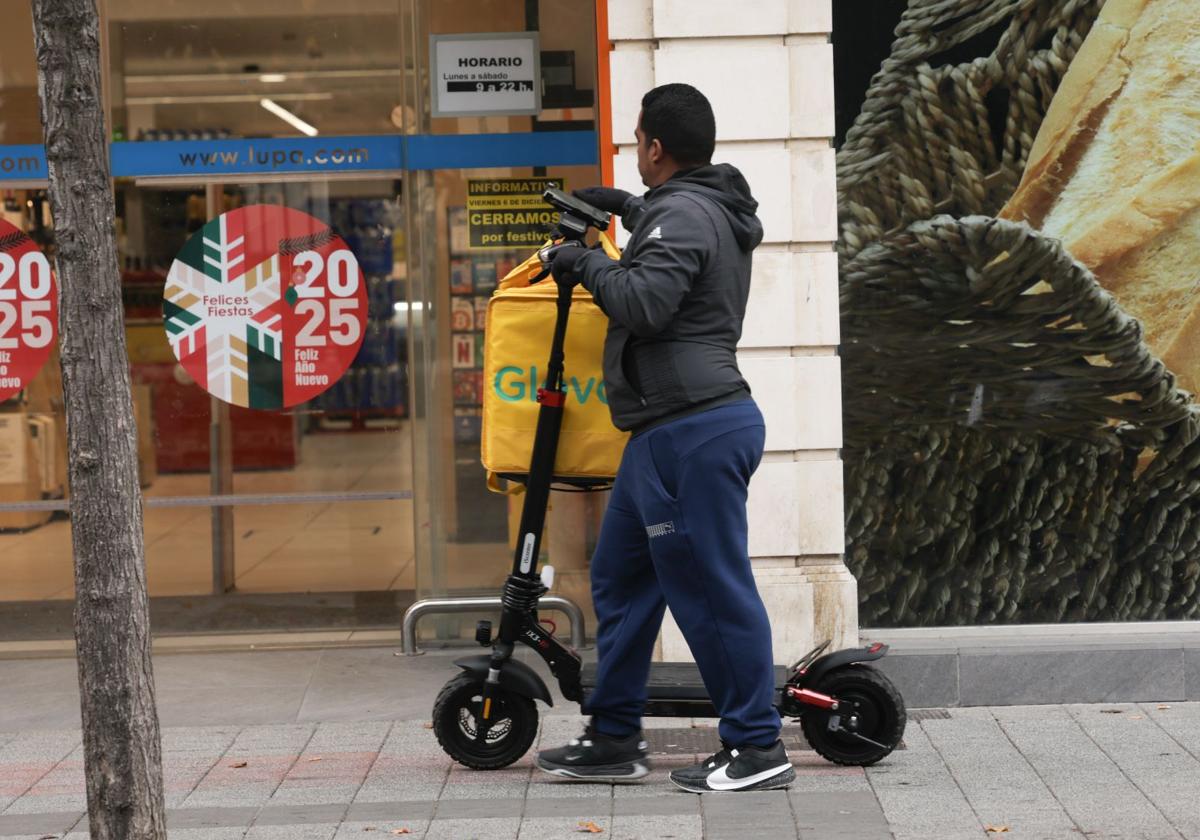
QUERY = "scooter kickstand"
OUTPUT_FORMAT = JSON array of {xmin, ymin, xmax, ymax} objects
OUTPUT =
[{"xmin": 838, "ymin": 727, "xmax": 889, "ymax": 751}]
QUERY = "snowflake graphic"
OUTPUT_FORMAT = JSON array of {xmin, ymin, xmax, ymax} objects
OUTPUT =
[{"xmin": 164, "ymin": 213, "xmax": 283, "ymax": 407}]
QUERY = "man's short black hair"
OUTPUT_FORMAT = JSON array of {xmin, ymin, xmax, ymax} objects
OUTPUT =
[{"xmin": 640, "ymin": 83, "xmax": 715, "ymax": 168}]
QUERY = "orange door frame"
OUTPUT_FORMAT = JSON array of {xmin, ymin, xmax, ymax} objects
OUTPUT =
[{"xmin": 594, "ymin": 0, "xmax": 615, "ymax": 186}]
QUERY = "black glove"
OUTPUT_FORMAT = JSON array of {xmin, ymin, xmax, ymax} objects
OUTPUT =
[
  {"xmin": 548, "ymin": 242, "xmax": 586, "ymax": 287},
  {"xmin": 573, "ymin": 186, "xmax": 635, "ymax": 216}
]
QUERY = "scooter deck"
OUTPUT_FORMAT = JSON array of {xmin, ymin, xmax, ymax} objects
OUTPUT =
[{"xmin": 581, "ymin": 662, "xmax": 790, "ymax": 701}]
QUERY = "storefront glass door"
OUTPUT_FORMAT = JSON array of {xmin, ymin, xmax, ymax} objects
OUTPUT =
[
  {"xmin": 401, "ymin": 0, "xmax": 605, "ymax": 641},
  {"xmin": 0, "ymin": 0, "xmax": 604, "ymax": 639}
]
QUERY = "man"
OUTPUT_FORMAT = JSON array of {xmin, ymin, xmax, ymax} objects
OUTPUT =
[{"xmin": 535, "ymin": 83, "xmax": 793, "ymax": 793}]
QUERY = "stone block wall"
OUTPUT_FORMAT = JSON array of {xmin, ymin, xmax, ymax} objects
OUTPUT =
[{"xmin": 603, "ymin": 0, "xmax": 856, "ymax": 662}]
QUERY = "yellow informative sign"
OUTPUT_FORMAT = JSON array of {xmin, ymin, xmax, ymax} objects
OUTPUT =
[{"xmin": 467, "ymin": 177, "xmax": 563, "ymax": 250}]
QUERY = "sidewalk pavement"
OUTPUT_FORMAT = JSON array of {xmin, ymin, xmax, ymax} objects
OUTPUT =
[{"xmin": 1, "ymin": 646, "xmax": 1199, "ymax": 839}]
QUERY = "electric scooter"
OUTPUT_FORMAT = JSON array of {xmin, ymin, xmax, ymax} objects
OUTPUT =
[{"xmin": 430, "ymin": 188, "xmax": 906, "ymax": 771}]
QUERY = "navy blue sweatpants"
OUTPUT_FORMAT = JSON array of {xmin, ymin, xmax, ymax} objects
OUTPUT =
[{"xmin": 584, "ymin": 399, "xmax": 781, "ymax": 748}]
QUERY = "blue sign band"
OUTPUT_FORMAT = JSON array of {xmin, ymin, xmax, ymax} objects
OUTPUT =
[
  {"xmin": 111, "ymin": 136, "xmax": 403, "ymax": 177},
  {"xmin": 0, "ymin": 145, "xmax": 48, "ymax": 180},
  {"xmin": 0, "ymin": 131, "xmax": 598, "ymax": 181},
  {"xmin": 403, "ymin": 131, "xmax": 598, "ymax": 170}
]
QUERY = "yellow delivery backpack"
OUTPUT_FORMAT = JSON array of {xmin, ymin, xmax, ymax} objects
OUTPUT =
[{"xmin": 481, "ymin": 233, "xmax": 629, "ymax": 487}]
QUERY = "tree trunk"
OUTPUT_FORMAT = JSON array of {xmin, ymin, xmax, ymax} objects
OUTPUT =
[{"xmin": 29, "ymin": 2, "xmax": 167, "ymax": 838}]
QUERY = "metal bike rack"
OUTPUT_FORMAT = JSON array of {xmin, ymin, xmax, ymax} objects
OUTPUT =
[{"xmin": 400, "ymin": 595, "xmax": 586, "ymax": 655}]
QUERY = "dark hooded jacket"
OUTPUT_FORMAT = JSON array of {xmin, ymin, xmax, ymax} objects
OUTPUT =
[{"xmin": 574, "ymin": 163, "xmax": 764, "ymax": 432}]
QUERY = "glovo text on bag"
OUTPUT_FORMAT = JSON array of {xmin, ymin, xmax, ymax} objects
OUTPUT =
[{"xmin": 492, "ymin": 365, "xmax": 609, "ymax": 406}]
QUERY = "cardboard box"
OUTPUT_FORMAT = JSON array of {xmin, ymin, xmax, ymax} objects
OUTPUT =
[
  {"xmin": 0, "ymin": 413, "xmax": 50, "ymax": 531},
  {"xmin": 133, "ymin": 383, "xmax": 157, "ymax": 488},
  {"xmin": 22, "ymin": 345, "xmax": 62, "ymax": 415},
  {"xmin": 22, "ymin": 345, "xmax": 67, "ymax": 495},
  {"xmin": 27, "ymin": 415, "xmax": 56, "ymax": 495}
]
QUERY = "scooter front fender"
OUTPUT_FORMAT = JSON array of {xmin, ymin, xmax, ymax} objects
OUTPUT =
[
  {"xmin": 791, "ymin": 642, "xmax": 889, "ymax": 687},
  {"xmin": 454, "ymin": 655, "xmax": 554, "ymax": 706}
]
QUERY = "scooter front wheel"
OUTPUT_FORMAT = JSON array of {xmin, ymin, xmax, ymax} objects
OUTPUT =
[
  {"xmin": 800, "ymin": 664, "xmax": 905, "ymax": 766},
  {"xmin": 432, "ymin": 672, "xmax": 539, "ymax": 770}
]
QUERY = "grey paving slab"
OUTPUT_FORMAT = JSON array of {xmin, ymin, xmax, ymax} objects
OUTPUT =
[
  {"xmin": 0, "ymin": 731, "xmax": 81, "ymax": 760},
  {"xmin": 960, "ymin": 649, "xmax": 1184, "ymax": 706},
  {"xmin": 0, "ymin": 659, "xmax": 78, "ymax": 693},
  {"xmin": 702, "ymin": 791, "xmax": 796, "ymax": 840},
  {"xmin": 354, "ymin": 722, "xmax": 450, "ymax": 804},
  {"xmin": 155, "ymin": 686, "xmax": 308, "ymax": 727},
  {"xmin": 609, "ymin": 796, "xmax": 699, "ymax": 817},
  {"xmin": 1143, "ymin": 700, "xmax": 1200, "ymax": 760},
  {"xmin": 253, "ymin": 803, "xmax": 350, "ymax": 826},
  {"xmin": 993, "ymin": 705, "xmax": 1182, "ymax": 840},
  {"xmin": 0, "ymin": 688, "xmax": 81, "ymax": 733},
  {"xmin": 297, "ymin": 648, "xmax": 441, "ymax": 723},
  {"xmin": 335, "ymin": 819, "xmax": 430, "ymax": 839},
  {"xmin": 6, "ymin": 749, "xmax": 86, "ymax": 816},
  {"xmin": 865, "ymin": 719, "xmax": 981, "ymax": 840},
  {"xmin": 345, "ymin": 801, "xmax": 436, "ymax": 822},
  {"xmin": 1186, "ymin": 649, "xmax": 1200, "ymax": 701},
  {"xmin": 791, "ymin": 790, "xmax": 893, "ymax": 840},
  {"xmin": 152, "ymin": 650, "xmax": 324, "ymax": 691},
  {"xmin": 164, "ymin": 753, "xmax": 232, "ymax": 808},
  {"xmin": 440, "ymin": 762, "xmax": 532, "ymax": 800},
  {"xmin": 244, "ymin": 823, "xmax": 337, "ymax": 839},
  {"xmin": 875, "ymin": 652, "xmax": 959, "ymax": 708},
  {"xmin": 434, "ymin": 798, "xmax": 524, "ymax": 819},
  {"xmin": 523, "ymin": 797, "xmax": 623, "ymax": 818},
  {"xmin": 609, "ymin": 813, "xmax": 701, "ymax": 840},
  {"xmin": 0, "ymin": 810, "xmax": 82, "ymax": 836},
  {"xmin": 0, "ymin": 734, "xmax": 80, "ymax": 812},
  {"xmin": 182, "ymin": 725, "xmax": 317, "ymax": 809},
  {"xmin": 306, "ymin": 720, "xmax": 394, "ymax": 750},
  {"xmin": 918, "ymin": 708, "xmax": 1079, "ymax": 839},
  {"xmin": 158, "ymin": 829, "xmax": 248, "ymax": 840},
  {"xmin": 4, "ymin": 793, "xmax": 88, "ymax": 816},
  {"xmin": 270, "ymin": 726, "xmax": 390, "ymax": 807},
  {"xmin": 162, "ymin": 726, "xmax": 240, "ymax": 754},
  {"xmin": 222, "ymin": 724, "xmax": 317, "ymax": 755},
  {"xmin": 1070, "ymin": 703, "xmax": 1200, "ymax": 838},
  {"xmin": 423, "ymin": 817, "xmax": 520, "ymax": 840},
  {"xmin": 167, "ymin": 805, "xmax": 259, "ymax": 829},
  {"xmin": 790, "ymin": 774, "xmax": 874, "ymax": 794},
  {"xmin": 790, "ymin": 751, "xmax": 872, "ymax": 793},
  {"xmin": 525, "ymin": 777, "xmax": 617, "ymax": 800},
  {"xmin": 516, "ymin": 815, "xmax": 612, "ymax": 839},
  {"xmin": 356, "ymin": 778, "xmax": 444, "ymax": 804},
  {"xmin": 268, "ymin": 783, "xmax": 362, "ymax": 806}
]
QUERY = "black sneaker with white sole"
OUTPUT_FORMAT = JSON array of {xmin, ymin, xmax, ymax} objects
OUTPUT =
[
  {"xmin": 669, "ymin": 740, "xmax": 795, "ymax": 793},
  {"xmin": 536, "ymin": 724, "xmax": 650, "ymax": 782}
]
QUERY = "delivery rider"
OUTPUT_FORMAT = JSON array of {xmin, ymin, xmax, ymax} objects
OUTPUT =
[{"xmin": 535, "ymin": 83, "xmax": 793, "ymax": 794}]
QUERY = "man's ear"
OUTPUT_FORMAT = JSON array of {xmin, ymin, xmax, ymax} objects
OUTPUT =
[{"xmin": 648, "ymin": 138, "xmax": 665, "ymax": 165}]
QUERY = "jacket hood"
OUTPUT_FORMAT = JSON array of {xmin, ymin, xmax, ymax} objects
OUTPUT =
[{"xmin": 653, "ymin": 163, "xmax": 764, "ymax": 251}]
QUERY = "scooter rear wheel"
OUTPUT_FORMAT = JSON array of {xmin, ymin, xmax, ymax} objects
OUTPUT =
[
  {"xmin": 432, "ymin": 672, "xmax": 538, "ymax": 770},
  {"xmin": 800, "ymin": 664, "xmax": 905, "ymax": 766}
]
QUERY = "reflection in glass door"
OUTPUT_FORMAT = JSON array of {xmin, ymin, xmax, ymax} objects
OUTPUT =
[
  {"xmin": 401, "ymin": 0, "xmax": 606, "ymax": 642},
  {"xmin": 104, "ymin": 3, "xmax": 417, "ymax": 629}
]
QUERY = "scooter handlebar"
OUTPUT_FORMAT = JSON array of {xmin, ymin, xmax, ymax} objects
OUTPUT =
[{"xmin": 534, "ymin": 240, "xmax": 585, "ymax": 287}]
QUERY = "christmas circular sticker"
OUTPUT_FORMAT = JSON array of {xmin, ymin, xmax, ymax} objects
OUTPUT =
[
  {"xmin": 163, "ymin": 205, "xmax": 367, "ymax": 409},
  {"xmin": 0, "ymin": 222, "xmax": 57, "ymax": 401}
]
